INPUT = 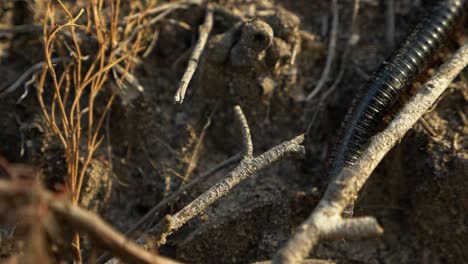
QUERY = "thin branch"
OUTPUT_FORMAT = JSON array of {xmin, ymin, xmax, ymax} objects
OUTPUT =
[
  {"xmin": 320, "ymin": 0, "xmax": 360, "ymax": 102},
  {"xmin": 274, "ymin": 43, "xmax": 468, "ymax": 263},
  {"xmin": 0, "ymin": 58, "xmax": 65, "ymax": 98},
  {"xmin": 125, "ymin": 0, "xmax": 202, "ymax": 21},
  {"xmin": 142, "ymin": 26, "xmax": 160, "ymax": 58},
  {"xmin": 0, "ymin": 179, "xmax": 179, "ymax": 264},
  {"xmin": 181, "ymin": 113, "xmax": 213, "ymax": 183},
  {"xmin": 48, "ymin": 196, "xmax": 179, "ymax": 264},
  {"xmin": 306, "ymin": 0, "xmax": 338, "ymax": 101},
  {"xmin": 137, "ymin": 134, "xmax": 305, "ymax": 250},
  {"xmin": 234, "ymin": 106, "xmax": 253, "ymax": 159},
  {"xmin": 96, "ymin": 153, "xmax": 242, "ymax": 264},
  {"xmin": 174, "ymin": 6, "xmax": 214, "ymax": 103}
]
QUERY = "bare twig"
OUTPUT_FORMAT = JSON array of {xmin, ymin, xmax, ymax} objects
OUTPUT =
[
  {"xmin": 181, "ymin": 114, "xmax": 213, "ymax": 183},
  {"xmin": 142, "ymin": 26, "xmax": 160, "ymax": 58},
  {"xmin": 274, "ymin": 43, "xmax": 468, "ymax": 263},
  {"xmin": 0, "ymin": 179, "xmax": 179, "ymax": 264},
  {"xmin": 174, "ymin": 6, "xmax": 214, "ymax": 103},
  {"xmin": 234, "ymin": 106, "xmax": 253, "ymax": 159},
  {"xmin": 125, "ymin": 0, "xmax": 202, "ymax": 21},
  {"xmin": 96, "ymin": 153, "xmax": 242, "ymax": 264},
  {"xmin": 0, "ymin": 58, "xmax": 65, "ymax": 98},
  {"xmin": 320, "ymin": 0, "xmax": 360, "ymax": 102},
  {"xmin": 137, "ymin": 134, "xmax": 305, "ymax": 250},
  {"xmin": 128, "ymin": 154, "xmax": 241, "ymax": 236},
  {"xmin": 48, "ymin": 196, "xmax": 180, "ymax": 264},
  {"xmin": 306, "ymin": 0, "xmax": 338, "ymax": 101}
]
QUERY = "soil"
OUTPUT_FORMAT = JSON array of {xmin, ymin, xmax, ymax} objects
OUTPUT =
[{"xmin": 0, "ymin": 0, "xmax": 466, "ymax": 263}]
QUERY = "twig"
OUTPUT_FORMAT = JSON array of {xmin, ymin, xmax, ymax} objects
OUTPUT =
[
  {"xmin": 97, "ymin": 153, "xmax": 242, "ymax": 264},
  {"xmin": 128, "ymin": 154, "xmax": 241, "ymax": 235},
  {"xmin": 0, "ymin": 179, "xmax": 179, "ymax": 264},
  {"xmin": 318, "ymin": 0, "xmax": 360, "ymax": 102},
  {"xmin": 234, "ymin": 106, "xmax": 253, "ymax": 159},
  {"xmin": 274, "ymin": 43, "xmax": 468, "ymax": 263},
  {"xmin": 137, "ymin": 133, "xmax": 305, "ymax": 250},
  {"xmin": 181, "ymin": 113, "xmax": 213, "ymax": 183},
  {"xmin": 125, "ymin": 0, "xmax": 202, "ymax": 21},
  {"xmin": 0, "ymin": 58, "xmax": 65, "ymax": 98},
  {"xmin": 306, "ymin": 0, "xmax": 339, "ymax": 101},
  {"xmin": 174, "ymin": 6, "xmax": 214, "ymax": 103},
  {"xmin": 142, "ymin": 26, "xmax": 160, "ymax": 58}
]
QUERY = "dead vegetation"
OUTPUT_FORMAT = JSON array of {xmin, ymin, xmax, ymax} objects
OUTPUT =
[{"xmin": 0, "ymin": 0, "xmax": 466, "ymax": 263}]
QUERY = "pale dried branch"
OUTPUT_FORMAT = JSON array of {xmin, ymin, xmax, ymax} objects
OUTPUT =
[
  {"xmin": 0, "ymin": 58, "xmax": 65, "ymax": 98},
  {"xmin": 306, "ymin": 0, "xmax": 338, "ymax": 101},
  {"xmin": 0, "ymin": 179, "xmax": 179, "ymax": 264},
  {"xmin": 274, "ymin": 43, "xmax": 468, "ymax": 263},
  {"xmin": 234, "ymin": 106, "xmax": 253, "ymax": 159},
  {"xmin": 125, "ymin": 0, "xmax": 202, "ymax": 21},
  {"xmin": 136, "ymin": 134, "xmax": 305, "ymax": 250},
  {"xmin": 174, "ymin": 6, "xmax": 214, "ymax": 103},
  {"xmin": 96, "ymin": 153, "xmax": 242, "ymax": 263}
]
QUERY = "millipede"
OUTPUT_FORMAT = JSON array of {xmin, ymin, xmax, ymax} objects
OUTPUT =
[{"xmin": 329, "ymin": 0, "xmax": 466, "ymax": 177}]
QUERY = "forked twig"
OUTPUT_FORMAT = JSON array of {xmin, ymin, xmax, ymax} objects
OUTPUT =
[
  {"xmin": 174, "ymin": 6, "xmax": 214, "ymax": 103},
  {"xmin": 133, "ymin": 106, "xmax": 305, "ymax": 250},
  {"xmin": 274, "ymin": 43, "xmax": 468, "ymax": 263}
]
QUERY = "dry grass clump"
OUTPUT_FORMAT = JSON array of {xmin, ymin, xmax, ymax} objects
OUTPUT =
[{"xmin": 35, "ymin": 0, "xmax": 153, "ymax": 259}]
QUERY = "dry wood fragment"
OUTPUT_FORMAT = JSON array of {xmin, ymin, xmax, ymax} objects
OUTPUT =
[
  {"xmin": 134, "ymin": 106, "xmax": 305, "ymax": 250},
  {"xmin": 174, "ymin": 6, "xmax": 214, "ymax": 103},
  {"xmin": 274, "ymin": 43, "xmax": 468, "ymax": 263},
  {"xmin": 0, "ymin": 178, "xmax": 180, "ymax": 264},
  {"xmin": 96, "ymin": 153, "xmax": 242, "ymax": 263}
]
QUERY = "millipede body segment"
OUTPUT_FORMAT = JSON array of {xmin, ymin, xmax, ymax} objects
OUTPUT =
[{"xmin": 330, "ymin": 0, "xmax": 466, "ymax": 177}]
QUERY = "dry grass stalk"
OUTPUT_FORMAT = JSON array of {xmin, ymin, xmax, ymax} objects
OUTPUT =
[{"xmin": 35, "ymin": 0, "xmax": 147, "ymax": 259}]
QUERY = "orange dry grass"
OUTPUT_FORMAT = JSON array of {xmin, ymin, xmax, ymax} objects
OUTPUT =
[{"xmin": 35, "ymin": 0, "xmax": 148, "ymax": 260}]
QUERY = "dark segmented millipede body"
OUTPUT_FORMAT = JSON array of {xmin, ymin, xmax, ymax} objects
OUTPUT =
[{"xmin": 329, "ymin": 0, "xmax": 466, "ymax": 177}]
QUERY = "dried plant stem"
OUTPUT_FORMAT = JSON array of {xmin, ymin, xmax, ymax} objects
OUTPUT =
[
  {"xmin": 0, "ymin": 58, "xmax": 65, "ymax": 98},
  {"xmin": 0, "ymin": 179, "xmax": 179, "ymax": 264},
  {"xmin": 133, "ymin": 153, "xmax": 241, "ymax": 234},
  {"xmin": 174, "ymin": 6, "xmax": 214, "ymax": 103},
  {"xmin": 306, "ymin": 0, "xmax": 338, "ymax": 101},
  {"xmin": 96, "ymin": 153, "xmax": 242, "ymax": 264},
  {"xmin": 133, "ymin": 107, "xmax": 305, "ymax": 250},
  {"xmin": 234, "ymin": 106, "xmax": 253, "ymax": 158},
  {"xmin": 139, "ymin": 133, "xmax": 304, "ymax": 249},
  {"xmin": 125, "ymin": 0, "xmax": 202, "ymax": 21},
  {"xmin": 274, "ymin": 43, "xmax": 468, "ymax": 263}
]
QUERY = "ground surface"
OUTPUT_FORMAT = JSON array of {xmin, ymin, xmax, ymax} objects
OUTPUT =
[{"xmin": 0, "ymin": 0, "xmax": 466, "ymax": 263}]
